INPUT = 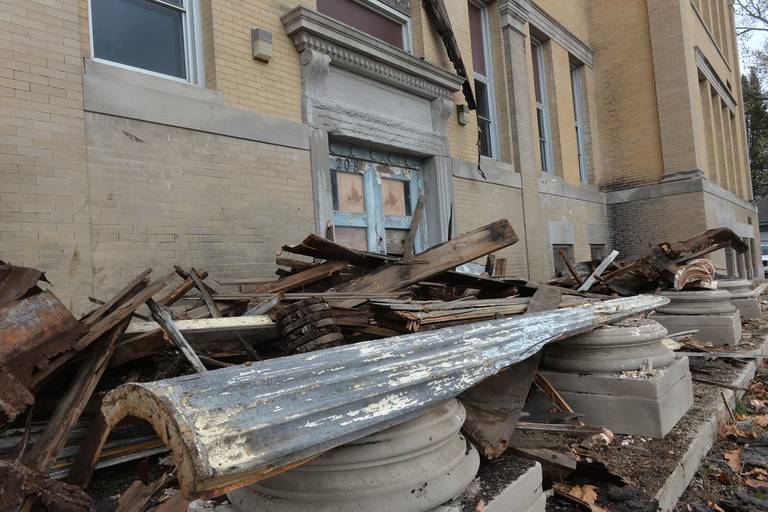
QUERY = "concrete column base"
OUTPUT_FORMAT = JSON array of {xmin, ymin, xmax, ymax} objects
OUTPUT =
[
  {"xmin": 227, "ymin": 399, "xmax": 479, "ymax": 512},
  {"xmin": 540, "ymin": 357, "xmax": 693, "ymax": 438},
  {"xmin": 652, "ymin": 311, "xmax": 742, "ymax": 345},
  {"xmin": 730, "ymin": 297, "xmax": 761, "ymax": 320},
  {"xmin": 436, "ymin": 460, "xmax": 545, "ymax": 512}
]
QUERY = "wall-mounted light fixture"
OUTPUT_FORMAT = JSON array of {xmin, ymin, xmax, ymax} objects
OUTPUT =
[
  {"xmin": 251, "ymin": 28, "xmax": 273, "ymax": 63},
  {"xmin": 456, "ymin": 104, "xmax": 470, "ymax": 126}
]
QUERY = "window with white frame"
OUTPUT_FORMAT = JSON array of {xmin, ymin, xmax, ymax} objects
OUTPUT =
[
  {"xmin": 468, "ymin": 1, "xmax": 499, "ymax": 159},
  {"xmin": 90, "ymin": 0, "xmax": 201, "ymax": 83},
  {"xmin": 317, "ymin": 0, "xmax": 411, "ymax": 50},
  {"xmin": 531, "ymin": 39, "xmax": 554, "ymax": 173},
  {"xmin": 570, "ymin": 63, "xmax": 588, "ymax": 183}
]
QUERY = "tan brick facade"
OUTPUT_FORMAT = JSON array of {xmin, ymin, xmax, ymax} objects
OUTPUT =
[{"xmin": 0, "ymin": 0, "xmax": 760, "ymax": 308}]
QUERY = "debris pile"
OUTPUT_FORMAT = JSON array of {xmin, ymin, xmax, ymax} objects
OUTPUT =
[{"xmin": 0, "ymin": 221, "xmax": 756, "ymax": 510}]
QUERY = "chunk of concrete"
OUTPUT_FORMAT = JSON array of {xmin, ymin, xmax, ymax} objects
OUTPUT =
[
  {"xmin": 540, "ymin": 357, "xmax": 693, "ymax": 438},
  {"xmin": 729, "ymin": 297, "xmax": 761, "ymax": 320},
  {"xmin": 652, "ymin": 311, "xmax": 742, "ymax": 345},
  {"xmin": 436, "ymin": 458, "xmax": 545, "ymax": 512}
]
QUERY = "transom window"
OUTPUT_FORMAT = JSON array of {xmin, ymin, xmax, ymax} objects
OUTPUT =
[
  {"xmin": 468, "ymin": 1, "xmax": 499, "ymax": 159},
  {"xmin": 90, "ymin": 0, "xmax": 200, "ymax": 82},
  {"xmin": 317, "ymin": 0, "xmax": 411, "ymax": 50},
  {"xmin": 531, "ymin": 39, "xmax": 554, "ymax": 174}
]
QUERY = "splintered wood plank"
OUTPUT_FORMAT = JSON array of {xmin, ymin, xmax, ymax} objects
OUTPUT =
[
  {"xmin": 158, "ymin": 269, "xmax": 208, "ymax": 307},
  {"xmin": 330, "ymin": 219, "xmax": 519, "ymax": 308},
  {"xmin": 147, "ymin": 299, "xmax": 207, "ymax": 374},
  {"xmin": 334, "ymin": 227, "xmax": 368, "ymax": 252},
  {"xmin": 24, "ymin": 320, "xmax": 130, "ymax": 473},
  {"xmin": 459, "ymin": 285, "xmax": 561, "ymax": 459},
  {"xmin": 81, "ymin": 269, "xmax": 152, "ymax": 327},
  {"xmin": 242, "ymin": 260, "xmax": 348, "ymax": 294},
  {"xmin": 403, "ymin": 194, "xmax": 425, "ymax": 258}
]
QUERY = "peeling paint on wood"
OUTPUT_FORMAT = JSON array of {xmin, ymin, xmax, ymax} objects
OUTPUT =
[{"xmin": 100, "ymin": 295, "xmax": 668, "ymax": 499}]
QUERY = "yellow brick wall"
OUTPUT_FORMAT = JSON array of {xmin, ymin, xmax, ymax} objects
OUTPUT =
[{"xmin": 588, "ymin": 0, "xmax": 665, "ymax": 190}]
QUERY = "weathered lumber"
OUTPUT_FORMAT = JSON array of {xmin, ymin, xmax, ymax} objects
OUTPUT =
[
  {"xmin": 81, "ymin": 269, "xmax": 152, "ymax": 327},
  {"xmin": 558, "ymin": 249, "xmax": 583, "ymax": 286},
  {"xmin": 578, "ymin": 250, "xmax": 618, "ymax": 292},
  {"xmin": 66, "ymin": 412, "xmax": 110, "ymax": 487},
  {"xmin": 116, "ymin": 474, "xmax": 171, "ymax": 512},
  {"xmin": 146, "ymin": 299, "xmax": 207, "ymax": 374},
  {"xmin": 403, "ymin": 193, "xmax": 425, "ymax": 258},
  {"xmin": 242, "ymin": 260, "xmax": 348, "ymax": 294},
  {"xmin": 460, "ymin": 285, "xmax": 563, "ymax": 459},
  {"xmin": 23, "ymin": 320, "xmax": 130, "ymax": 473},
  {"xmin": 244, "ymin": 293, "xmax": 283, "ymax": 316},
  {"xmin": 99, "ymin": 294, "xmax": 667, "ymax": 499},
  {"xmin": 158, "ymin": 269, "xmax": 208, "ymax": 307},
  {"xmin": 330, "ymin": 219, "xmax": 520, "ymax": 308},
  {"xmin": 127, "ymin": 316, "xmax": 276, "ymax": 338},
  {"xmin": 0, "ymin": 459, "xmax": 93, "ymax": 511}
]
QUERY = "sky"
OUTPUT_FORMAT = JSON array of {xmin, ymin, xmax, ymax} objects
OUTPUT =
[{"xmin": 740, "ymin": 30, "xmax": 767, "ymax": 72}]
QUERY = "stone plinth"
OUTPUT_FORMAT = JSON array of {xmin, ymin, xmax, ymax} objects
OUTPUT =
[
  {"xmin": 541, "ymin": 357, "xmax": 693, "ymax": 438},
  {"xmin": 718, "ymin": 280, "xmax": 761, "ymax": 320},
  {"xmin": 541, "ymin": 319, "xmax": 693, "ymax": 438},
  {"xmin": 227, "ymin": 399, "xmax": 479, "ymax": 512},
  {"xmin": 653, "ymin": 290, "xmax": 742, "ymax": 345},
  {"xmin": 436, "ymin": 458, "xmax": 545, "ymax": 512}
]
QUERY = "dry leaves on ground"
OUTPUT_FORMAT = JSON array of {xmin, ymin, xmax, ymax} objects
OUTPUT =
[{"xmin": 724, "ymin": 448, "xmax": 743, "ymax": 472}]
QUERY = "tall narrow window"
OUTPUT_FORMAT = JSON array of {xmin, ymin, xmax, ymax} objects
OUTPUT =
[
  {"xmin": 531, "ymin": 39, "xmax": 553, "ymax": 173},
  {"xmin": 317, "ymin": 0, "xmax": 410, "ymax": 50},
  {"xmin": 91, "ymin": 0, "xmax": 199, "ymax": 82},
  {"xmin": 468, "ymin": 1, "xmax": 498, "ymax": 159},
  {"xmin": 570, "ymin": 63, "xmax": 588, "ymax": 183}
]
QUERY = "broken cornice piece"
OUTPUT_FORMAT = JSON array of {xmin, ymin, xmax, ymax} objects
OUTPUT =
[{"xmin": 100, "ymin": 295, "xmax": 669, "ymax": 499}]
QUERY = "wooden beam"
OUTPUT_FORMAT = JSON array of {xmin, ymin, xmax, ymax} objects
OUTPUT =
[
  {"xmin": 146, "ymin": 299, "xmax": 207, "ymax": 374},
  {"xmin": 243, "ymin": 260, "xmax": 348, "ymax": 294},
  {"xmin": 558, "ymin": 249, "xmax": 583, "ymax": 286},
  {"xmin": 331, "ymin": 219, "xmax": 519, "ymax": 308},
  {"xmin": 577, "ymin": 250, "xmax": 618, "ymax": 292},
  {"xmin": 403, "ymin": 193, "xmax": 425, "ymax": 258},
  {"xmin": 24, "ymin": 320, "xmax": 130, "ymax": 472},
  {"xmin": 81, "ymin": 269, "xmax": 152, "ymax": 326}
]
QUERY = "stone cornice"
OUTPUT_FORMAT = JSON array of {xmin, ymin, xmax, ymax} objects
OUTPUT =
[
  {"xmin": 695, "ymin": 47, "xmax": 737, "ymax": 114},
  {"xmin": 499, "ymin": 0, "xmax": 593, "ymax": 68},
  {"xmin": 282, "ymin": 7, "xmax": 463, "ymax": 100}
]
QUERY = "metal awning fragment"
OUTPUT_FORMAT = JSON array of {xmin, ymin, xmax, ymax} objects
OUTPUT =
[{"xmin": 100, "ymin": 295, "xmax": 668, "ymax": 499}]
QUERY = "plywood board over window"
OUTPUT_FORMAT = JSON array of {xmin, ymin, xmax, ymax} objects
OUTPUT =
[{"xmin": 329, "ymin": 145, "xmax": 424, "ymax": 255}]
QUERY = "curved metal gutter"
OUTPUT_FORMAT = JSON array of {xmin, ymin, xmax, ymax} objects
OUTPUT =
[{"xmin": 100, "ymin": 294, "xmax": 668, "ymax": 498}]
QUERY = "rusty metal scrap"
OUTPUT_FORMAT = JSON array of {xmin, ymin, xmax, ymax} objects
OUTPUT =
[
  {"xmin": 0, "ymin": 291, "xmax": 81, "ymax": 422},
  {"xmin": 99, "ymin": 294, "xmax": 668, "ymax": 499},
  {"xmin": 600, "ymin": 228, "xmax": 747, "ymax": 295},
  {"xmin": 0, "ymin": 261, "xmax": 48, "ymax": 309}
]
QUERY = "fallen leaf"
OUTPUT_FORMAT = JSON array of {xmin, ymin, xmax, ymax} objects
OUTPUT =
[
  {"xmin": 724, "ymin": 448, "xmax": 742, "ymax": 472},
  {"xmin": 475, "ymin": 500, "xmax": 486, "ymax": 512},
  {"xmin": 754, "ymin": 415, "xmax": 768, "ymax": 428},
  {"xmin": 751, "ymin": 399, "xmax": 766, "ymax": 410},
  {"xmin": 745, "ymin": 478, "xmax": 768, "ymax": 489},
  {"xmin": 707, "ymin": 502, "xmax": 726, "ymax": 512},
  {"xmin": 745, "ymin": 467, "xmax": 768, "ymax": 479}
]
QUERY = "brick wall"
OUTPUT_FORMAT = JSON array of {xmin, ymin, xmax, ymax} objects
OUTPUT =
[
  {"xmin": 0, "ymin": 0, "xmax": 92, "ymax": 313},
  {"xmin": 85, "ymin": 113, "xmax": 315, "ymax": 302},
  {"xmin": 451, "ymin": 177, "xmax": 528, "ymax": 277}
]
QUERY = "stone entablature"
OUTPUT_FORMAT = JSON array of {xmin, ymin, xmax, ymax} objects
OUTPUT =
[{"xmin": 282, "ymin": 7, "xmax": 462, "ymax": 156}]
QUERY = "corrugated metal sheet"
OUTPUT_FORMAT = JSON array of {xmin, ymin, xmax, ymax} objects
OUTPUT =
[{"xmin": 101, "ymin": 294, "xmax": 668, "ymax": 498}]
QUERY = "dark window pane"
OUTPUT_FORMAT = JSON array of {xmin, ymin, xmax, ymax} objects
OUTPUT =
[
  {"xmin": 531, "ymin": 43, "xmax": 542, "ymax": 103},
  {"xmin": 474, "ymin": 79, "xmax": 489, "ymax": 118},
  {"xmin": 468, "ymin": 2, "xmax": 486, "ymax": 76},
  {"xmin": 478, "ymin": 118, "xmax": 492, "ymax": 157},
  {"xmin": 317, "ymin": 0, "xmax": 404, "ymax": 48},
  {"xmin": 92, "ymin": 0, "xmax": 187, "ymax": 79}
]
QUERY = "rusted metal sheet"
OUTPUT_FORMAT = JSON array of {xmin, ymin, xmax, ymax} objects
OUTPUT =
[
  {"xmin": 100, "ymin": 295, "xmax": 668, "ymax": 499},
  {"xmin": 0, "ymin": 291, "xmax": 81, "ymax": 421},
  {"xmin": 673, "ymin": 258, "xmax": 716, "ymax": 290},
  {"xmin": 0, "ymin": 260, "xmax": 47, "ymax": 309}
]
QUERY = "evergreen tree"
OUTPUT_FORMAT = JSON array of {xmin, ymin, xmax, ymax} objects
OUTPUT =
[{"xmin": 743, "ymin": 67, "xmax": 768, "ymax": 197}]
